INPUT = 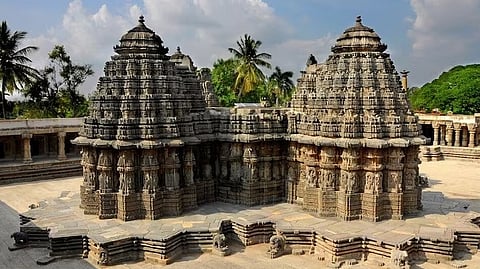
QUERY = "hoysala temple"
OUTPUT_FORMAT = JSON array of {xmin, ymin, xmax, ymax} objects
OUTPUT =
[{"xmin": 73, "ymin": 16, "xmax": 423, "ymax": 222}]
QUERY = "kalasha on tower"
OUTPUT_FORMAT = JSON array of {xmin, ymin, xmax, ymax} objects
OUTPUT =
[{"xmin": 73, "ymin": 16, "xmax": 423, "ymax": 222}]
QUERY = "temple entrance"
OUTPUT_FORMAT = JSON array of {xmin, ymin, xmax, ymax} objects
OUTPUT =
[{"xmin": 421, "ymin": 124, "xmax": 433, "ymax": 145}]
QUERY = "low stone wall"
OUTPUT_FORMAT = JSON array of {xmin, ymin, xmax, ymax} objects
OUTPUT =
[
  {"xmin": 0, "ymin": 158, "xmax": 82, "ymax": 185},
  {"xmin": 17, "ymin": 216, "xmax": 480, "ymax": 266},
  {"xmin": 421, "ymin": 146, "xmax": 480, "ymax": 161}
]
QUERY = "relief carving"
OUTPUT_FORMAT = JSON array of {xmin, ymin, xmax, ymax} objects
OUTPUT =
[
  {"xmin": 117, "ymin": 151, "xmax": 135, "ymax": 195},
  {"xmin": 97, "ymin": 150, "xmax": 113, "ymax": 193},
  {"xmin": 142, "ymin": 151, "xmax": 159, "ymax": 193},
  {"xmin": 306, "ymin": 166, "xmax": 317, "ymax": 187}
]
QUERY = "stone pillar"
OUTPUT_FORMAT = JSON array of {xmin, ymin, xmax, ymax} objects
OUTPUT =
[
  {"xmin": 468, "ymin": 124, "xmax": 477, "ymax": 147},
  {"xmin": 454, "ymin": 124, "xmax": 461, "ymax": 147},
  {"xmin": 433, "ymin": 124, "xmax": 440, "ymax": 146},
  {"xmin": 462, "ymin": 127, "xmax": 469, "ymax": 147},
  {"xmin": 446, "ymin": 124, "xmax": 454, "ymax": 146},
  {"xmin": 57, "ymin": 132, "xmax": 67, "ymax": 160},
  {"xmin": 440, "ymin": 125, "xmax": 446, "ymax": 145},
  {"xmin": 43, "ymin": 136, "xmax": 49, "ymax": 156},
  {"xmin": 22, "ymin": 133, "xmax": 32, "ymax": 163}
]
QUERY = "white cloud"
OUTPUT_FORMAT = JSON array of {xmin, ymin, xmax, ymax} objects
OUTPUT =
[
  {"xmin": 269, "ymin": 35, "xmax": 336, "ymax": 79},
  {"xmin": 408, "ymin": 0, "xmax": 480, "ymax": 85},
  {"xmin": 142, "ymin": 0, "xmax": 334, "ymax": 78},
  {"xmin": 25, "ymin": 0, "xmax": 337, "ymax": 95}
]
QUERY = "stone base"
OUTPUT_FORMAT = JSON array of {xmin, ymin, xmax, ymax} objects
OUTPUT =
[
  {"xmin": 337, "ymin": 193, "xmax": 362, "ymax": 221},
  {"xmin": 142, "ymin": 192, "xmax": 162, "ymax": 220},
  {"xmin": 117, "ymin": 193, "xmax": 140, "ymax": 221},
  {"xmin": 217, "ymin": 179, "xmax": 284, "ymax": 207},
  {"xmin": 8, "ymin": 244, "xmax": 28, "ymax": 251},
  {"xmin": 16, "ymin": 193, "xmax": 480, "ymax": 267},
  {"xmin": 182, "ymin": 184, "xmax": 198, "ymax": 211},
  {"xmin": 36, "ymin": 256, "xmax": 57, "ymax": 265},
  {"xmin": 196, "ymin": 179, "xmax": 215, "ymax": 204},
  {"xmin": 318, "ymin": 190, "xmax": 337, "ymax": 217},
  {"xmin": 98, "ymin": 193, "xmax": 117, "ymax": 219},
  {"xmin": 162, "ymin": 189, "xmax": 183, "ymax": 216},
  {"xmin": 212, "ymin": 247, "xmax": 230, "ymax": 257},
  {"xmin": 267, "ymin": 250, "xmax": 284, "ymax": 259},
  {"xmin": 80, "ymin": 185, "xmax": 98, "ymax": 215}
]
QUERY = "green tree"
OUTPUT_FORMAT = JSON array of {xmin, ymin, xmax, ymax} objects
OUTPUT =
[
  {"xmin": 0, "ymin": 21, "xmax": 39, "ymax": 119},
  {"xmin": 269, "ymin": 66, "xmax": 294, "ymax": 106},
  {"xmin": 47, "ymin": 45, "xmax": 93, "ymax": 117},
  {"xmin": 18, "ymin": 45, "xmax": 93, "ymax": 118},
  {"xmin": 228, "ymin": 34, "xmax": 271, "ymax": 98},
  {"xmin": 211, "ymin": 58, "xmax": 238, "ymax": 107},
  {"xmin": 409, "ymin": 64, "xmax": 480, "ymax": 114}
]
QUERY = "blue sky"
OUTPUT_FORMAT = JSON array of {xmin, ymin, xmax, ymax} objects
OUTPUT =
[{"xmin": 1, "ymin": 0, "xmax": 480, "ymax": 95}]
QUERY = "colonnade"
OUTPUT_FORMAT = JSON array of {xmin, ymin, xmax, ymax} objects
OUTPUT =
[
  {"xmin": 0, "ymin": 132, "xmax": 74, "ymax": 164},
  {"xmin": 431, "ymin": 123, "xmax": 477, "ymax": 147}
]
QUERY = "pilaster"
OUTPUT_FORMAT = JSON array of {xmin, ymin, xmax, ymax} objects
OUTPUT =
[
  {"xmin": 462, "ymin": 127, "xmax": 469, "ymax": 147},
  {"xmin": 22, "ymin": 133, "xmax": 32, "ymax": 163},
  {"xmin": 433, "ymin": 124, "xmax": 440, "ymax": 146},
  {"xmin": 57, "ymin": 132, "xmax": 67, "ymax": 160},
  {"xmin": 454, "ymin": 124, "xmax": 461, "ymax": 147},
  {"xmin": 446, "ymin": 124, "xmax": 454, "ymax": 146},
  {"xmin": 468, "ymin": 124, "xmax": 477, "ymax": 147}
]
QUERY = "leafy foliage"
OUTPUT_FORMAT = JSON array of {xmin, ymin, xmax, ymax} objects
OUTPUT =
[
  {"xmin": 16, "ymin": 45, "xmax": 92, "ymax": 118},
  {"xmin": 228, "ymin": 34, "xmax": 271, "ymax": 98},
  {"xmin": 0, "ymin": 21, "xmax": 39, "ymax": 118},
  {"xmin": 211, "ymin": 59, "xmax": 295, "ymax": 107},
  {"xmin": 268, "ymin": 66, "xmax": 295, "ymax": 106},
  {"xmin": 409, "ymin": 64, "xmax": 480, "ymax": 114},
  {"xmin": 212, "ymin": 34, "xmax": 295, "ymax": 107},
  {"xmin": 211, "ymin": 58, "xmax": 238, "ymax": 107}
]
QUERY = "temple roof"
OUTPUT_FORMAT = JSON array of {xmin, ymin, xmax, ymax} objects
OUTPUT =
[
  {"xmin": 291, "ymin": 16, "xmax": 419, "ymax": 139},
  {"xmin": 331, "ymin": 16, "xmax": 387, "ymax": 53},
  {"xmin": 114, "ymin": 16, "xmax": 169, "ymax": 56}
]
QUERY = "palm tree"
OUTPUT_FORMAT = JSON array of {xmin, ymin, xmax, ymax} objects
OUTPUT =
[
  {"xmin": 228, "ymin": 34, "xmax": 271, "ymax": 98},
  {"xmin": 0, "ymin": 21, "xmax": 39, "ymax": 119},
  {"xmin": 269, "ymin": 66, "xmax": 294, "ymax": 106}
]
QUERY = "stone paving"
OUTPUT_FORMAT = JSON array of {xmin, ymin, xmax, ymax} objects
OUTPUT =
[{"xmin": 1, "ymin": 160, "xmax": 480, "ymax": 268}]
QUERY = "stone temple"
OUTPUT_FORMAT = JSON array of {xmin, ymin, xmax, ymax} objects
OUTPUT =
[{"xmin": 73, "ymin": 16, "xmax": 423, "ymax": 222}]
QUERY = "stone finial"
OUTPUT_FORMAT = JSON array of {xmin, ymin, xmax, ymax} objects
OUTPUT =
[
  {"xmin": 400, "ymin": 70, "xmax": 410, "ymax": 90},
  {"xmin": 176, "ymin": 46, "xmax": 181, "ymax": 54},
  {"xmin": 356, "ymin": 16, "xmax": 362, "ymax": 25},
  {"xmin": 139, "ymin": 15, "xmax": 145, "ymax": 24}
]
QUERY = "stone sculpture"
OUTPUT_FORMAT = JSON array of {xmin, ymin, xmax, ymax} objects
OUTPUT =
[
  {"xmin": 98, "ymin": 247, "xmax": 109, "ymax": 265},
  {"xmin": 212, "ymin": 233, "xmax": 229, "ymax": 256},
  {"xmin": 267, "ymin": 230, "xmax": 286, "ymax": 259},
  {"xmin": 11, "ymin": 232, "xmax": 28, "ymax": 246},
  {"xmin": 73, "ymin": 16, "xmax": 423, "ymax": 222},
  {"xmin": 390, "ymin": 248, "xmax": 409, "ymax": 269}
]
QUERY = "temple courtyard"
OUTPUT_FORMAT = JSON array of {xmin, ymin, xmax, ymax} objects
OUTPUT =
[{"xmin": 1, "ymin": 159, "xmax": 480, "ymax": 269}]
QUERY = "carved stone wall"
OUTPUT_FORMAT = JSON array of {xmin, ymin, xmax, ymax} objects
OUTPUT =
[
  {"xmin": 215, "ymin": 141, "xmax": 286, "ymax": 206},
  {"xmin": 74, "ymin": 16, "xmax": 423, "ymax": 222}
]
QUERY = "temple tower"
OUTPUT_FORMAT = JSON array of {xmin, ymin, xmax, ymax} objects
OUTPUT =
[
  {"xmin": 289, "ymin": 16, "xmax": 423, "ymax": 221},
  {"xmin": 73, "ymin": 16, "xmax": 215, "ymax": 220},
  {"xmin": 74, "ymin": 16, "xmax": 423, "ymax": 222}
]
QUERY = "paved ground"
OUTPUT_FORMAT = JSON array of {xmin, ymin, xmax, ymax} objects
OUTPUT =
[{"xmin": 1, "ymin": 159, "xmax": 480, "ymax": 269}]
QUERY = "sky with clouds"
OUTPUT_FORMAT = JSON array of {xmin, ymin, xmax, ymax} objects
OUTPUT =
[{"xmin": 2, "ymin": 0, "xmax": 480, "ymax": 95}]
